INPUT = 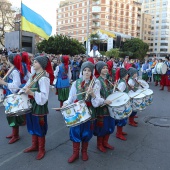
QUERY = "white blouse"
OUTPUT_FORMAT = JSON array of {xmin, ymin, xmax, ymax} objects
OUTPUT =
[
  {"xmin": 7, "ymin": 69, "xmax": 21, "ymax": 94},
  {"xmin": 20, "ymin": 76, "xmax": 50, "ymax": 106},
  {"xmin": 64, "ymin": 79, "xmax": 101, "ymax": 108},
  {"xmin": 54, "ymin": 65, "xmax": 72, "ymax": 80},
  {"xmin": 117, "ymin": 81, "xmax": 126, "ymax": 92}
]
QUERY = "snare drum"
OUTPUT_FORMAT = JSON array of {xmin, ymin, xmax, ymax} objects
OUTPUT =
[
  {"xmin": 106, "ymin": 92, "xmax": 132, "ymax": 120},
  {"xmin": 137, "ymin": 79, "xmax": 149, "ymax": 89},
  {"xmin": 0, "ymin": 88, "xmax": 4, "ymax": 103},
  {"xmin": 156, "ymin": 63, "xmax": 167, "ymax": 74},
  {"xmin": 61, "ymin": 100, "xmax": 91, "ymax": 127},
  {"xmin": 128, "ymin": 90, "xmax": 146, "ymax": 111},
  {"xmin": 138, "ymin": 89, "xmax": 153, "ymax": 106},
  {"xmin": 3, "ymin": 94, "xmax": 32, "ymax": 116}
]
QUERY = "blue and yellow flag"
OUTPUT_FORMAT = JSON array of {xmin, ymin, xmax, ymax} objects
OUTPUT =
[{"xmin": 21, "ymin": 0, "xmax": 56, "ymax": 40}]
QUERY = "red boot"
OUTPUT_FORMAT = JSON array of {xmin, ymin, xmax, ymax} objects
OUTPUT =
[
  {"xmin": 8, "ymin": 127, "xmax": 20, "ymax": 144},
  {"xmin": 155, "ymin": 81, "xmax": 158, "ymax": 86},
  {"xmin": 60, "ymin": 101, "xmax": 63, "ymax": 107},
  {"xmin": 97, "ymin": 137, "xmax": 106, "ymax": 152},
  {"xmin": 24, "ymin": 135, "xmax": 38, "ymax": 153},
  {"xmin": 129, "ymin": 117, "xmax": 138, "ymax": 127},
  {"xmin": 68, "ymin": 142, "xmax": 80, "ymax": 163},
  {"xmin": 36, "ymin": 136, "xmax": 45, "ymax": 160},
  {"xmin": 81, "ymin": 142, "xmax": 88, "ymax": 161},
  {"xmin": 160, "ymin": 86, "xmax": 164, "ymax": 90},
  {"xmin": 122, "ymin": 132, "xmax": 127, "ymax": 135},
  {"xmin": 116, "ymin": 126, "xmax": 127, "ymax": 141},
  {"xmin": 168, "ymin": 86, "xmax": 170, "ymax": 92},
  {"xmin": 103, "ymin": 134, "xmax": 114, "ymax": 150},
  {"xmin": 6, "ymin": 133, "xmax": 13, "ymax": 139}
]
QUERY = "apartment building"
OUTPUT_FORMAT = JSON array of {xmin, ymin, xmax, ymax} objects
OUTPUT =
[
  {"xmin": 56, "ymin": 0, "xmax": 142, "ymax": 43},
  {"xmin": 142, "ymin": 0, "xmax": 170, "ymax": 57},
  {"xmin": 140, "ymin": 13, "xmax": 152, "ymax": 54}
]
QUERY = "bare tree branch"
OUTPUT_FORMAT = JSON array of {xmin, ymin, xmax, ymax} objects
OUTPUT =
[{"xmin": 0, "ymin": 1, "xmax": 15, "ymax": 47}]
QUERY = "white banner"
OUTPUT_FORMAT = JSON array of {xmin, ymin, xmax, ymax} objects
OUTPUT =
[{"xmin": 107, "ymin": 38, "xmax": 113, "ymax": 51}]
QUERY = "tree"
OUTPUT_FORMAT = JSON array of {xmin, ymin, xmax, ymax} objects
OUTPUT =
[
  {"xmin": 105, "ymin": 48, "xmax": 120, "ymax": 58},
  {"xmin": 89, "ymin": 33, "xmax": 101, "ymax": 45},
  {"xmin": 0, "ymin": 0, "xmax": 15, "ymax": 47},
  {"xmin": 37, "ymin": 34, "xmax": 85, "ymax": 55},
  {"xmin": 122, "ymin": 38, "xmax": 149, "ymax": 59}
]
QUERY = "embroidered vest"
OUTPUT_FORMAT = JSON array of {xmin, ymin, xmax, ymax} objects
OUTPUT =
[
  {"xmin": 30, "ymin": 73, "xmax": 48, "ymax": 116},
  {"xmin": 75, "ymin": 78, "xmax": 96, "ymax": 120}
]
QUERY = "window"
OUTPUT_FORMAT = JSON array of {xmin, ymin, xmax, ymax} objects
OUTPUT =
[
  {"xmin": 160, "ymin": 48, "xmax": 167, "ymax": 52},
  {"xmin": 161, "ymin": 43, "xmax": 168, "ymax": 46},
  {"xmin": 161, "ymin": 37, "xmax": 168, "ymax": 41}
]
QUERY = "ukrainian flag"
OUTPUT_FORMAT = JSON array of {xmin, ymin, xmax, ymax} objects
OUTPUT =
[{"xmin": 21, "ymin": 0, "xmax": 56, "ymax": 40}]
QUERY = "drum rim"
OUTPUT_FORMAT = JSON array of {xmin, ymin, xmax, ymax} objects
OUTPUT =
[
  {"xmin": 5, "ymin": 107, "xmax": 32, "ymax": 115},
  {"xmin": 108, "ymin": 99, "xmax": 131, "ymax": 107}
]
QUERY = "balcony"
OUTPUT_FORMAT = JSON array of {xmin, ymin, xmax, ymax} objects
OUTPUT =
[
  {"xmin": 92, "ymin": 15, "xmax": 100, "ymax": 21},
  {"xmin": 92, "ymin": 0, "xmax": 100, "ymax": 5},
  {"xmin": 92, "ymin": 22, "xmax": 100, "ymax": 29}
]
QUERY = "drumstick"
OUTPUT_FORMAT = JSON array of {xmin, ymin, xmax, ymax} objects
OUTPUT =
[
  {"xmin": 100, "ymin": 94, "xmax": 124, "ymax": 107},
  {"xmin": 3, "ymin": 66, "xmax": 14, "ymax": 80},
  {"xmin": 72, "ymin": 87, "xmax": 98, "ymax": 97},
  {"xmin": 135, "ymin": 79, "xmax": 144, "ymax": 88},
  {"xmin": 8, "ymin": 87, "xmax": 38, "ymax": 90},
  {"xmin": 130, "ymin": 89, "xmax": 147, "ymax": 98}
]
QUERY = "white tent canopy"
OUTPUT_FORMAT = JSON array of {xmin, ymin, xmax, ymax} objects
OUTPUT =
[{"xmin": 88, "ymin": 49, "xmax": 101, "ymax": 57}]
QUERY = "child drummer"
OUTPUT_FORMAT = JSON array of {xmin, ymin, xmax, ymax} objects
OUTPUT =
[
  {"xmin": 19, "ymin": 55, "xmax": 54, "ymax": 160},
  {"xmin": 93, "ymin": 61, "xmax": 115, "ymax": 152},
  {"xmin": 63, "ymin": 61, "xmax": 98, "ymax": 163},
  {"xmin": 128, "ymin": 67, "xmax": 139, "ymax": 127},
  {"xmin": 0, "ymin": 53, "xmax": 24, "ymax": 144},
  {"xmin": 115, "ymin": 68, "xmax": 129, "ymax": 141}
]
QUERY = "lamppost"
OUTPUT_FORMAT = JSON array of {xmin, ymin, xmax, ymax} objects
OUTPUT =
[{"xmin": 14, "ymin": 20, "xmax": 21, "ymax": 51}]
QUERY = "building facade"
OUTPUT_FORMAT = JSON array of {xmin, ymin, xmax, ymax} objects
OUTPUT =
[
  {"xmin": 142, "ymin": 0, "xmax": 170, "ymax": 57},
  {"xmin": 140, "ymin": 13, "xmax": 152, "ymax": 54},
  {"xmin": 56, "ymin": 0, "xmax": 142, "ymax": 43}
]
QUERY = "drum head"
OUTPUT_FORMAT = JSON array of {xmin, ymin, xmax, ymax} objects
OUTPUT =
[
  {"xmin": 128, "ymin": 90, "xmax": 146, "ymax": 98},
  {"xmin": 142, "ymin": 89, "xmax": 153, "ymax": 95},
  {"xmin": 137, "ymin": 79, "xmax": 149, "ymax": 89},
  {"xmin": 106, "ymin": 92, "xmax": 130, "ymax": 107},
  {"xmin": 161, "ymin": 63, "xmax": 167, "ymax": 74}
]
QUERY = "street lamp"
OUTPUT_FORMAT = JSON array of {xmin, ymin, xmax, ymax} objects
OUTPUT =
[{"xmin": 14, "ymin": 20, "xmax": 21, "ymax": 51}]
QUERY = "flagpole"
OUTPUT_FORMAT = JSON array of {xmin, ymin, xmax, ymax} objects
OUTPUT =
[{"xmin": 20, "ymin": 0, "xmax": 22, "ymax": 51}]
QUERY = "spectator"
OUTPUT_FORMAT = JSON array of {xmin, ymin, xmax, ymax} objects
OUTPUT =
[{"xmin": 71, "ymin": 56, "xmax": 80, "ymax": 81}]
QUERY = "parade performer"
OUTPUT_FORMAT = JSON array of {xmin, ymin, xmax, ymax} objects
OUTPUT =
[
  {"xmin": 151, "ymin": 58, "xmax": 158, "ymax": 85},
  {"xmin": 128, "ymin": 67, "xmax": 139, "ymax": 127},
  {"xmin": 115, "ymin": 68, "xmax": 129, "ymax": 140},
  {"xmin": 0, "ymin": 53, "xmax": 24, "ymax": 144},
  {"xmin": 63, "ymin": 61, "xmax": 98, "ymax": 163},
  {"xmin": 107, "ymin": 60, "xmax": 116, "ymax": 83},
  {"xmin": 54, "ymin": 55, "xmax": 71, "ymax": 107},
  {"xmin": 21, "ymin": 51, "xmax": 31, "ymax": 125},
  {"xmin": 165, "ymin": 56, "xmax": 170, "ymax": 92},
  {"xmin": 160, "ymin": 57, "xmax": 169, "ymax": 90},
  {"xmin": 154, "ymin": 59, "xmax": 162, "ymax": 86},
  {"xmin": 21, "ymin": 55, "xmax": 54, "ymax": 160},
  {"xmin": 141, "ymin": 60, "xmax": 150, "ymax": 82},
  {"xmin": 93, "ymin": 61, "xmax": 115, "ymax": 152},
  {"xmin": 123, "ymin": 56, "xmax": 132, "ymax": 70},
  {"xmin": 21, "ymin": 51, "xmax": 31, "ymax": 86}
]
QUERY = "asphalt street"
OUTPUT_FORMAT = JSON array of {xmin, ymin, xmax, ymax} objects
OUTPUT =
[{"xmin": 0, "ymin": 83, "xmax": 170, "ymax": 170}]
